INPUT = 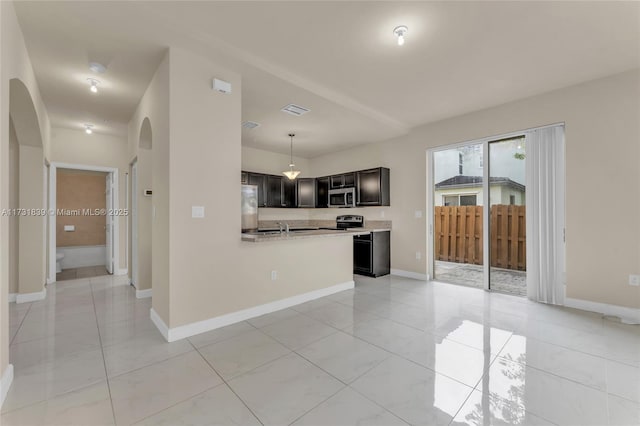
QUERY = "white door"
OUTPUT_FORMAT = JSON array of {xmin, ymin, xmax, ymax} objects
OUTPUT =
[
  {"xmin": 131, "ymin": 162, "xmax": 138, "ymax": 287},
  {"xmin": 105, "ymin": 173, "xmax": 113, "ymax": 274}
]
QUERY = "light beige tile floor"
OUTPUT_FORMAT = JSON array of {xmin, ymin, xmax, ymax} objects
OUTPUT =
[{"xmin": 3, "ymin": 274, "xmax": 639, "ymax": 425}]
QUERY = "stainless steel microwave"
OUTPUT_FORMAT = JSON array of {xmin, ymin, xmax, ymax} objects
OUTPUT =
[{"xmin": 328, "ymin": 187, "xmax": 356, "ymax": 208}]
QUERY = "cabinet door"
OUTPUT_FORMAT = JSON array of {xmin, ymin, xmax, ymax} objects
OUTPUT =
[
  {"xmin": 343, "ymin": 172, "xmax": 356, "ymax": 188},
  {"xmin": 266, "ymin": 175, "xmax": 283, "ymax": 207},
  {"xmin": 281, "ymin": 178, "xmax": 297, "ymax": 207},
  {"xmin": 316, "ymin": 177, "xmax": 329, "ymax": 208},
  {"xmin": 357, "ymin": 168, "xmax": 381, "ymax": 205},
  {"xmin": 330, "ymin": 175, "xmax": 344, "ymax": 189},
  {"xmin": 248, "ymin": 173, "xmax": 266, "ymax": 207},
  {"xmin": 297, "ymin": 178, "xmax": 315, "ymax": 208}
]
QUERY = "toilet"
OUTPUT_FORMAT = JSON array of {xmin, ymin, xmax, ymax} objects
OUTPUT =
[{"xmin": 56, "ymin": 251, "xmax": 65, "ymax": 273}]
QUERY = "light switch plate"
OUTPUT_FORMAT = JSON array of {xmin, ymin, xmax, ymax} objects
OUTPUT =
[
  {"xmin": 192, "ymin": 206, "xmax": 205, "ymax": 218},
  {"xmin": 415, "ymin": 210, "xmax": 423, "ymax": 218},
  {"xmin": 629, "ymin": 275, "xmax": 640, "ymax": 286}
]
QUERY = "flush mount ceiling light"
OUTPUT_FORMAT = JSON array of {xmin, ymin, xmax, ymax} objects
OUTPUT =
[
  {"xmin": 393, "ymin": 25, "xmax": 408, "ymax": 46},
  {"xmin": 242, "ymin": 121, "xmax": 260, "ymax": 130},
  {"xmin": 84, "ymin": 124, "xmax": 94, "ymax": 134},
  {"xmin": 282, "ymin": 133, "xmax": 301, "ymax": 180},
  {"xmin": 87, "ymin": 78, "xmax": 100, "ymax": 93},
  {"xmin": 88, "ymin": 62, "xmax": 106, "ymax": 74}
]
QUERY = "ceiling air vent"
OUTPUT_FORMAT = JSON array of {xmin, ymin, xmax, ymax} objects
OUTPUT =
[
  {"xmin": 242, "ymin": 121, "xmax": 260, "ymax": 129},
  {"xmin": 281, "ymin": 104, "xmax": 310, "ymax": 116}
]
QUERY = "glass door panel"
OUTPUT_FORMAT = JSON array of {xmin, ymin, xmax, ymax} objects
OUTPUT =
[
  {"xmin": 432, "ymin": 143, "xmax": 484, "ymax": 289},
  {"xmin": 488, "ymin": 137, "xmax": 527, "ymax": 296}
]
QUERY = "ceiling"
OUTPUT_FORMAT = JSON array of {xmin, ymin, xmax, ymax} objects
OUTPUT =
[{"xmin": 14, "ymin": 1, "xmax": 640, "ymax": 157}]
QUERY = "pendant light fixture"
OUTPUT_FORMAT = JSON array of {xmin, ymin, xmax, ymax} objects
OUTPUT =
[{"xmin": 282, "ymin": 133, "xmax": 301, "ymax": 180}]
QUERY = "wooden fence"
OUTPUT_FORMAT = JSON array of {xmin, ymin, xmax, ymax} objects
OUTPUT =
[{"xmin": 434, "ymin": 205, "xmax": 526, "ymax": 271}]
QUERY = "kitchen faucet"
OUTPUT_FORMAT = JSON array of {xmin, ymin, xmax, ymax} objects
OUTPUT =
[{"xmin": 277, "ymin": 222, "xmax": 290, "ymax": 234}]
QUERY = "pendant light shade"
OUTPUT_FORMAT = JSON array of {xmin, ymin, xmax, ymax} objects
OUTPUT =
[{"xmin": 283, "ymin": 133, "xmax": 301, "ymax": 180}]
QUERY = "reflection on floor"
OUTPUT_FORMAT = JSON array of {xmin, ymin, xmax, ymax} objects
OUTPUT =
[
  {"xmin": 436, "ymin": 260, "xmax": 527, "ymax": 296},
  {"xmin": 3, "ymin": 274, "xmax": 639, "ymax": 425},
  {"xmin": 56, "ymin": 265, "xmax": 109, "ymax": 281}
]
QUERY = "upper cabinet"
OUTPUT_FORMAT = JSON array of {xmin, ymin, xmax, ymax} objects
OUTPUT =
[
  {"xmin": 282, "ymin": 178, "xmax": 297, "ymax": 208},
  {"xmin": 297, "ymin": 178, "xmax": 316, "ymax": 208},
  {"xmin": 356, "ymin": 167, "xmax": 390, "ymax": 206},
  {"xmin": 316, "ymin": 177, "xmax": 329, "ymax": 208},
  {"xmin": 330, "ymin": 172, "xmax": 356, "ymax": 189},
  {"xmin": 242, "ymin": 167, "xmax": 389, "ymax": 208},
  {"xmin": 266, "ymin": 175, "xmax": 283, "ymax": 207}
]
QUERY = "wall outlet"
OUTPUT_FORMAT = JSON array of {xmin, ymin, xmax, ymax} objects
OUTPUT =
[
  {"xmin": 415, "ymin": 210, "xmax": 423, "ymax": 218},
  {"xmin": 416, "ymin": 251, "xmax": 422, "ymax": 260},
  {"xmin": 271, "ymin": 270, "xmax": 278, "ymax": 281},
  {"xmin": 629, "ymin": 274, "xmax": 640, "ymax": 286}
]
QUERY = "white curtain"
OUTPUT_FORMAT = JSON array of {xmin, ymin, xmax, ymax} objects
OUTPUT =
[{"xmin": 526, "ymin": 125, "xmax": 566, "ymax": 305}]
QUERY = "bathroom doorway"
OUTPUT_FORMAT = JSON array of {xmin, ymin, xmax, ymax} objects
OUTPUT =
[{"xmin": 48, "ymin": 163, "xmax": 120, "ymax": 283}]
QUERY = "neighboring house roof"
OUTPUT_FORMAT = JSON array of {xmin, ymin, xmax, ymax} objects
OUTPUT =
[{"xmin": 435, "ymin": 175, "xmax": 525, "ymax": 192}]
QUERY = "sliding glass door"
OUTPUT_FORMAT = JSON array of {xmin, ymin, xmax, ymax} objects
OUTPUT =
[
  {"xmin": 488, "ymin": 137, "xmax": 526, "ymax": 296},
  {"xmin": 429, "ymin": 136, "xmax": 528, "ymax": 296}
]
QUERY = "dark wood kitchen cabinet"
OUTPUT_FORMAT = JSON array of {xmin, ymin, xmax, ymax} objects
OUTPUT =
[
  {"xmin": 281, "ymin": 178, "xmax": 297, "ymax": 207},
  {"xmin": 241, "ymin": 172, "xmax": 248, "ymax": 184},
  {"xmin": 356, "ymin": 167, "xmax": 390, "ymax": 206},
  {"xmin": 330, "ymin": 172, "xmax": 356, "ymax": 189},
  {"xmin": 297, "ymin": 178, "xmax": 316, "ymax": 208},
  {"xmin": 266, "ymin": 175, "xmax": 283, "ymax": 207},
  {"xmin": 247, "ymin": 173, "xmax": 267, "ymax": 207},
  {"xmin": 316, "ymin": 177, "xmax": 329, "ymax": 208}
]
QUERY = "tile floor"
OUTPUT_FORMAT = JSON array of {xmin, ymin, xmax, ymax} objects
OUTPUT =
[
  {"xmin": 56, "ymin": 265, "xmax": 109, "ymax": 281},
  {"xmin": 3, "ymin": 274, "xmax": 639, "ymax": 425}
]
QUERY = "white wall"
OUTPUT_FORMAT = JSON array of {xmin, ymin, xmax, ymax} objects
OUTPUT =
[
  {"xmin": 49, "ymin": 128, "xmax": 129, "ymax": 273},
  {"xmin": 308, "ymin": 69, "xmax": 640, "ymax": 309},
  {"xmin": 0, "ymin": 0, "xmax": 51, "ymax": 392}
]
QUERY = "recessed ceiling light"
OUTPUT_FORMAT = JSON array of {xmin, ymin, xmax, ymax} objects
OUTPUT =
[
  {"xmin": 87, "ymin": 78, "xmax": 100, "ymax": 93},
  {"xmin": 84, "ymin": 124, "xmax": 94, "ymax": 134},
  {"xmin": 242, "ymin": 121, "xmax": 260, "ymax": 129},
  {"xmin": 89, "ymin": 62, "xmax": 107, "ymax": 74},
  {"xmin": 281, "ymin": 104, "xmax": 310, "ymax": 116},
  {"xmin": 393, "ymin": 25, "xmax": 408, "ymax": 46}
]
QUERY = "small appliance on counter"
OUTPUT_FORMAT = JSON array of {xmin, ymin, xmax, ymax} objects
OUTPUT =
[{"xmin": 241, "ymin": 184, "xmax": 258, "ymax": 232}]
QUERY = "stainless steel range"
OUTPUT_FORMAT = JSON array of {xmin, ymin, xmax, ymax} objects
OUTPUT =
[{"xmin": 320, "ymin": 215, "xmax": 365, "ymax": 231}]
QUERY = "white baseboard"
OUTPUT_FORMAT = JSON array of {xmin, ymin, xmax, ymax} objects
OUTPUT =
[
  {"xmin": 0, "ymin": 364, "xmax": 14, "ymax": 409},
  {"xmin": 115, "ymin": 268, "xmax": 128, "ymax": 276},
  {"xmin": 16, "ymin": 288, "xmax": 47, "ymax": 304},
  {"xmin": 136, "ymin": 288, "xmax": 152, "ymax": 299},
  {"xmin": 565, "ymin": 297, "xmax": 640, "ymax": 325},
  {"xmin": 152, "ymin": 280, "xmax": 355, "ymax": 343},
  {"xmin": 8, "ymin": 293, "xmax": 17, "ymax": 303},
  {"xmin": 150, "ymin": 308, "xmax": 169, "ymax": 341},
  {"xmin": 390, "ymin": 269, "xmax": 429, "ymax": 281}
]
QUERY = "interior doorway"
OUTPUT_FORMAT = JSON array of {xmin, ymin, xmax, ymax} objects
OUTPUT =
[{"xmin": 48, "ymin": 163, "xmax": 120, "ymax": 283}]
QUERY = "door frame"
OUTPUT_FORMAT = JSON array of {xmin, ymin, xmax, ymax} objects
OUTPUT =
[
  {"xmin": 47, "ymin": 162, "xmax": 120, "ymax": 284},
  {"xmin": 427, "ymin": 122, "xmax": 563, "ymax": 292},
  {"xmin": 130, "ymin": 160, "xmax": 138, "ymax": 288}
]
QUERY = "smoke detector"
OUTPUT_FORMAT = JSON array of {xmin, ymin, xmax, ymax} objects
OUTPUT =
[{"xmin": 281, "ymin": 104, "xmax": 310, "ymax": 116}]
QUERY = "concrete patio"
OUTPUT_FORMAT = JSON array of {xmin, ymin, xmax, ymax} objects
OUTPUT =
[{"xmin": 435, "ymin": 260, "xmax": 527, "ymax": 296}]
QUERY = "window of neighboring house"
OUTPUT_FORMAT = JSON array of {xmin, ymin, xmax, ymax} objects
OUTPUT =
[
  {"xmin": 443, "ymin": 194, "xmax": 477, "ymax": 206},
  {"xmin": 510, "ymin": 195, "xmax": 516, "ymax": 205},
  {"xmin": 459, "ymin": 153, "xmax": 463, "ymax": 175},
  {"xmin": 460, "ymin": 195, "xmax": 477, "ymax": 206}
]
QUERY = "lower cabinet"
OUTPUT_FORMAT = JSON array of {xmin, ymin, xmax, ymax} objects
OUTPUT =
[{"xmin": 353, "ymin": 231, "xmax": 390, "ymax": 277}]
